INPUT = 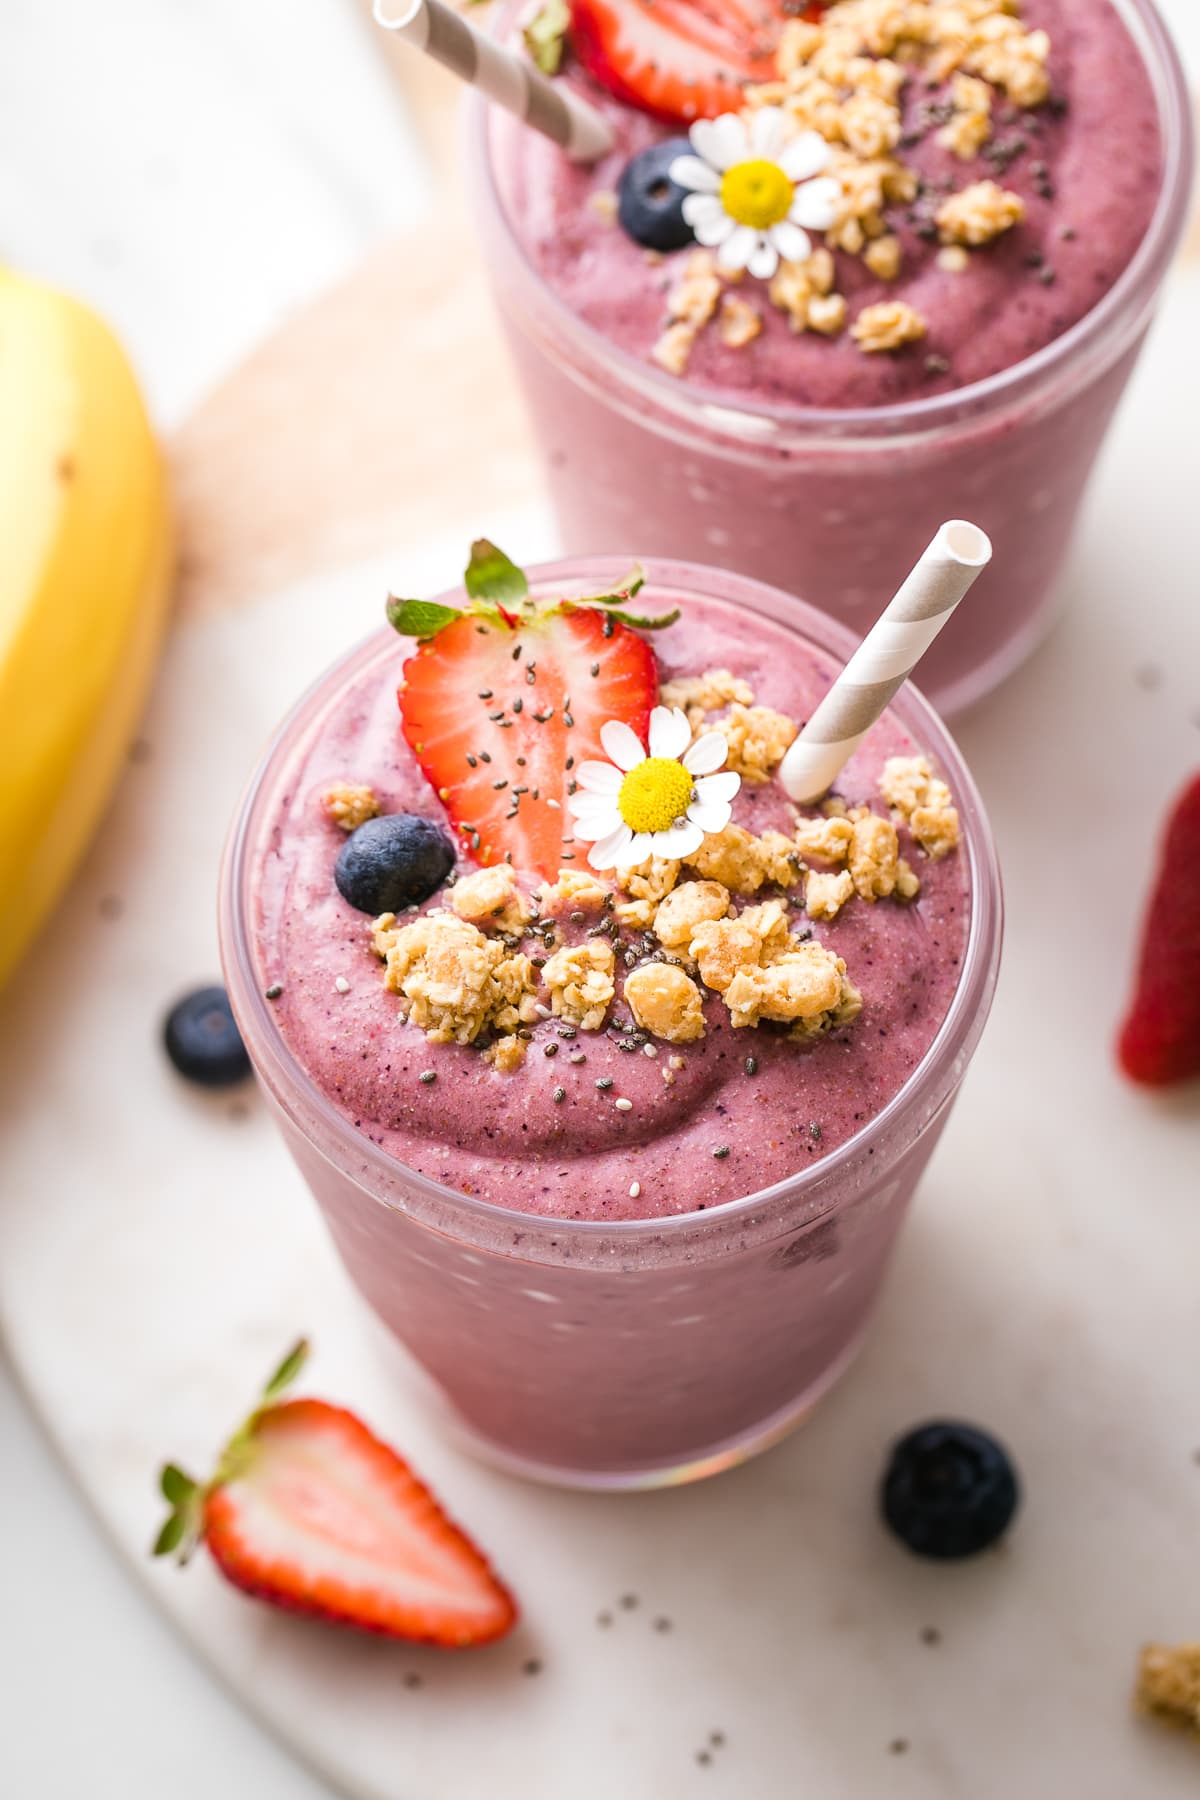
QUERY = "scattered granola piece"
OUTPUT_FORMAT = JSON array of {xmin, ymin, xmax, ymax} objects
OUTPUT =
[
  {"xmin": 373, "ymin": 912, "xmax": 539, "ymax": 1044},
  {"xmin": 757, "ymin": 829, "xmax": 803, "ymax": 888},
  {"xmin": 937, "ymin": 245, "xmax": 971, "ymax": 274},
  {"xmin": 880, "ymin": 755, "xmax": 952, "ymax": 819},
  {"xmin": 794, "ymin": 815, "xmax": 855, "ymax": 864},
  {"xmin": 485, "ymin": 1035, "xmax": 527, "ymax": 1073},
  {"xmin": 937, "ymin": 180, "xmax": 1025, "ymax": 247},
  {"xmin": 660, "ymin": 668, "xmax": 754, "ymax": 726},
  {"xmin": 937, "ymin": 73, "xmax": 993, "ymax": 159},
  {"xmin": 615, "ymin": 856, "xmax": 681, "ymax": 928},
  {"xmin": 721, "ymin": 703, "xmax": 798, "ymax": 784},
  {"xmin": 684, "ymin": 823, "xmax": 779, "ymax": 896},
  {"xmin": 769, "ymin": 252, "xmax": 845, "ymax": 334},
  {"xmin": 652, "ymin": 879, "xmax": 730, "ymax": 951},
  {"xmin": 588, "ymin": 190, "xmax": 619, "ymax": 224},
  {"xmin": 791, "ymin": 969, "xmax": 863, "ymax": 1041},
  {"xmin": 896, "ymin": 858, "xmax": 922, "ymax": 900},
  {"xmin": 537, "ymin": 869, "xmax": 611, "ymax": 915},
  {"xmin": 911, "ymin": 805, "xmax": 961, "ymax": 860},
  {"xmin": 806, "ymin": 293, "xmax": 849, "ymax": 336},
  {"xmin": 690, "ymin": 900, "xmax": 791, "ymax": 992},
  {"xmin": 322, "ymin": 783, "xmax": 379, "ymax": 832},
  {"xmin": 863, "ymin": 233, "xmax": 903, "ymax": 281},
  {"xmin": 1135, "ymin": 1643, "xmax": 1200, "ymax": 1737},
  {"xmin": 623, "ymin": 964, "xmax": 706, "ymax": 1043},
  {"xmin": 851, "ymin": 300, "xmax": 927, "ymax": 353},
  {"xmin": 449, "ymin": 864, "xmax": 531, "ymax": 935},
  {"xmin": 724, "ymin": 941, "xmax": 848, "ymax": 1030},
  {"xmin": 848, "ymin": 810, "xmax": 901, "ymax": 899},
  {"xmin": 652, "ymin": 321, "xmax": 697, "ymax": 378},
  {"xmin": 718, "ymin": 294, "xmax": 763, "ymax": 349},
  {"xmin": 806, "ymin": 869, "xmax": 855, "ymax": 921},
  {"xmin": 541, "ymin": 940, "xmax": 616, "ymax": 1031}
]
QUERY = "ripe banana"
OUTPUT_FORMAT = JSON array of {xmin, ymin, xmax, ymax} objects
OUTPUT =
[{"xmin": 0, "ymin": 269, "xmax": 172, "ymax": 990}]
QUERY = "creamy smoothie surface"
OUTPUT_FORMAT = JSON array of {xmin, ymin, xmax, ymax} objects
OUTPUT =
[
  {"xmin": 491, "ymin": 0, "xmax": 1161, "ymax": 407},
  {"xmin": 252, "ymin": 580, "xmax": 970, "ymax": 1224}
]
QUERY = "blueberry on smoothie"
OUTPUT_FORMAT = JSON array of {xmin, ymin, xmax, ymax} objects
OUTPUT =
[
  {"xmin": 334, "ymin": 813, "xmax": 455, "ymax": 915},
  {"xmin": 163, "ymin": 986, "xmax": 251, "ymax": 1087},
  {"xmin": 882, "ymin": 1421, "xmax": 1020, "ymax": 1559},
  {"xmin": 617, "ymin": 139, "xmax": 695, "ymax": 252}
]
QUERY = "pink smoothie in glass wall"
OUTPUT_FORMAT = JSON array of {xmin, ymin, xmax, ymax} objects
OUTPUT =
[
  {"xmin": 221, "ymin": 559, "xmax": 1002, "ymax": 1487},
  {"xmin": 472, "ymin": 0, "xmax": 1192, "ymax": 714}
]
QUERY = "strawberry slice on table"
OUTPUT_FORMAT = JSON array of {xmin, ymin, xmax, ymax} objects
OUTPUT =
[
  {"xmin": 392, "ymin": 543, "xmax": 668, "ymax": 883},
  {"xmin": 154, "ymin": 1341, "xmax": 517, "ymax": 1648},
  {"xmin": 568, "ymin": 0, "xmax": 796, "ymax": 125},
  {"xmin": 1116, "ymin": 772, "xmax": 1200, "ymax": 1088}
]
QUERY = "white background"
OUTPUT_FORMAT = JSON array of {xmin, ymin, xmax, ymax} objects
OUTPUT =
[{"xmin": 1, "ymin": 1, "xmax": 1196, "ymax": 1796}]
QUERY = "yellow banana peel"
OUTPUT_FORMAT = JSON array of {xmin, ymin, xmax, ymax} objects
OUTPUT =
[{"xmin": 0, "ymin": 269, "xmax": 173, "ymax": 990}]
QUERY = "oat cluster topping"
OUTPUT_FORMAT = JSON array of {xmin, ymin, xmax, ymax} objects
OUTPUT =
[
  {"xmin": 645, "ymin": 0, "xmax": 1051, "ymax": 374},
  {"xmin": 322, "ymin": 783, "xmax": 380, "ymax": 832},
  {"xmin": 1135, "ymin": 1643, "xmax": 1200, "ymax": 1738},
  {"xmin": 372, "ymin": 911, "xmax": 540, "ymax": 1047}
]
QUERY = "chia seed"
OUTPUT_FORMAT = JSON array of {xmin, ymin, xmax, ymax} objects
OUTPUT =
[
  {"xmin": 543, "ymin": 1042, "xmax": 558, "ymax": 1057},
  {"xmin": 712, "ymin": 1145, "xmax": 730, "ymax": 1159},
  {"xmin": 743, "ymin": 1055, "xmax": 757, "ymax": 1075},
  {"xmin": 595, "ymin": 1077, "xmax": 614, "ymax": 1090},
  {"xmin": 419, "ymin": 1070, "xmax": 437, "ymax": 1084},
  {"xmin": 264, "ymin": 983, "xmax": 283, "ymax": 1001},
  {"xmin": 552, "ymin": 1086, "xmax": 566, "ymax": 1104}
]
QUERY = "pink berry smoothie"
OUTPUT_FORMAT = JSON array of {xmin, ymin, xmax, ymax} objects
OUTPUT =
[
  {"xmin": 471, "ymin": 0, "xmax": 1192, "ymax": 714},
  {"xmin": 222, "ymin": 559, "xmax": 1002, "ymax": 1486}
]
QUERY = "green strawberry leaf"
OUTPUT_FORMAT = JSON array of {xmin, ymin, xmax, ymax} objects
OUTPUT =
[
  {"xmin": 523, "ymin": 0, "xmax": 570, "ymax": 73},
  {"xmin": 578, "ymin": 566, "xmax": 647, "ymax": 607},
  {"xmin": 160, "ymin": 1463, "xmax": 197, "ymax": 1506},
  {"xmin": 262, "ymin": 1337, "xmax": 310, "ymax": 1403},
  {"xmin": 153, "ymin": 1509, "xmax": 188, "ymax": 1558},
  {"xmin": 603, "ymin": 607, "xmax": 681, "ymax": 631},
  {"xmin": 387, "ymin": 597, "xmax": 462, "ymax": 640},
  {"xmin": 465, "ymin": 540, "xmax": 529, "ymax": 606}
]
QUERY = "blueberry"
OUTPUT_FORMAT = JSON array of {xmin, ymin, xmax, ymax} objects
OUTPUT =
[
  {"xmin": 163, "ymin": 986, "xmax": 251, "ymax": 1087},
  {"xmin": 881, "ymin": 1421, "xmax": 1020, "ymax": 1559},
  {"xmin": 617, "ymin": 138, "xmax": 695, "ymax": 252},
  {"xmin": 334, "ymin": 813, "xmax": 454, "ymax": 915}
]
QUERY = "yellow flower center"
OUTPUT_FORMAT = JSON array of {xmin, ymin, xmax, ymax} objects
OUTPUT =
[
  {"xmin": 720, "ymin": 159, "xmax": 795, "ymax": 232},
  {"xmin": 618, "ymin": 758, "xmax": 695, "ymax": 836}
]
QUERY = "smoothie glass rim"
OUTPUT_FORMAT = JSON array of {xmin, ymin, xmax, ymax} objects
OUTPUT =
[
  {"xmin": 469, "ymin": 0, "xmax": 1193, "ymax": 445},
  {"xmin": 220, "ymin": 555, "xmax": 1002, "ymax": 1245}
]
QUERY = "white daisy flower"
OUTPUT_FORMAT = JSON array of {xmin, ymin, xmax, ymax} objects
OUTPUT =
[
  {"xmin": 567, "ymin": 705, "xmax": 741, "ymax": 871},
  {"xmin": 669, "ymin": 109, "xmax": 840, "ymax": 281}
]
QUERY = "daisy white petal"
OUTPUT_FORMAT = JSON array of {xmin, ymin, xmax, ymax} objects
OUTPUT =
[
  {"xmin": 571, "ymin": 807, "xmax": 622, "ymax": 843},
  {"xmin": 752, "ymin": 107, "xmax": 787, "ymax": 160},
  {"xmin": 682, "ymin": 730, "xmax": 729, "ymax": 776},
  {"xmin": 588, "ymin": 823, "xmax": 634, "ymax": 870},
  {"xmin": 653, "ymin": 821, "xmax": 705, "ymax": 860},
  {"xmin": 769, "ymin": 220, "xmax": 812, "ymax": 265},
  {"xmin": 790, "ymin": 175, "xmax": 840, "ymax": 232},
  {"xmin": 574, "ymin": 760, "xmax": 623, "ymax": 794},
  {"xmin": 647, "ymin": 705, "xmax": 692, "ymax": 760},
  {"xmin": 717, "ymin": 224, "xmax": 758, "ymax": 273},
  {"xmin": 748, "ymin": 238, "xmax": 779, "ymax": 280},
  {"xmin": 683, "ymin": 191, "xmax": 725, "ymax": 229},
  {"xmin": 690, "ymin": 113, "xmax": 748, "ymax": 172},
  {"xmin": 568, "ymin": 794, "xmax": 622, "ymax": 823},
  {"xmin": 600, "ymin": 719, "xmax": 646, "ymax": 772},
  {"xmin": 621, "ymin": 832, "xmax": 655, "ymax": 864},
  {"xmin": 669, "ymin": 155, "xmax": 720, "ymax": 194},
  {"xmin": 692, "ymin": 207, "xmax": 736, "ymax": 248},
  {"xmin": 686, "ymin": 800, "xmax": 732, "ymax": 835},
  {"xmin": 780, "ymin": 129, "xmax": 831, "ymax": 183},
  {"xmin": 694, "ymin": 770, "xmax": 741, "ymax": 805}
]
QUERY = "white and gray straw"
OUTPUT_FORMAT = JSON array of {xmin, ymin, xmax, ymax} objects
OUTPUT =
[
  {"xmin": 779, "ymin": 520, "xmax": 993, "ymax": 806},
  {"xmin": 373, "ymin": 0, "xmax": 614, "ymax": 163}
]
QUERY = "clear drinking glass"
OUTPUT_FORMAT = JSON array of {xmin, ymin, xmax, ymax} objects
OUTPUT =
[
  {"xmin": 220, "ymin": 559, "xmax": 1003, "ymax": 1490},
  {"xmin": 469, "ymin": 0, "xmax": 1192, "ymax": 716}
]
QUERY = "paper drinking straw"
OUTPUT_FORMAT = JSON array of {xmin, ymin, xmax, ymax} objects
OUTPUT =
[
  {"xmin": 779, "ymin": 520, "xmax": 993, "ymax": 805},
  {"xmin": 373, "ymin": 0, "xmax": 614, "ymax": 163}
]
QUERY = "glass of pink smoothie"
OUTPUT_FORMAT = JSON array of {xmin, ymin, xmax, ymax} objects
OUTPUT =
[
  {"xmin": 469, "ymin": 0, "xmax": 1192, "ymax": 716},
  {"xmin": 220, "ymin": 558, "xmax": 1002, "ymax": 1489}
]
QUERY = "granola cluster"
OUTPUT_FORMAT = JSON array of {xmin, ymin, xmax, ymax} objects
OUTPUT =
[
  {"xmin": 879, "ymin": 753, "xmax": 962, "ymax": 858},
  {"xmin": 1135, "ymin": 1643, "xmax": 1200, "ymax": 1738},
  {"xmin": 372, "ymin": 911, "xmax": 540, "ymax": 1047},
  {"xmin": 650, "ymin": 0, "xmax": 1049, "ymax": 372},
  {"xmin": 322, "ymin": 783, "xmax": 380, "ymax": 832}
]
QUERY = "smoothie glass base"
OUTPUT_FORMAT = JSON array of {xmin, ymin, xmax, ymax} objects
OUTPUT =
[
  {"xmin": 221, "ymin": 560, "xmax": 1003, "ymax": 1490},
  {"xmin": 472, "ymin": 0, "xmax": 1192, "ymax": 717}
]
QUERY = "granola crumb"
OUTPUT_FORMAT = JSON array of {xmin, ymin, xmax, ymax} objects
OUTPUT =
[
  {"xmin": 723, "ymin": 940, "xmax": 850, "ymax": 1031},
  {"xmin": 322, "ymin": 783, "xmax": 379, "ymax": 832},
  {"xmin": 541, "ymin": 939, "xmax": 616, "ymax": 1031},
  {"xmin": 851, "ymin": 300, "xmax": 927, "ymax": 354},
  {"xmin": 1135, "ymin": 1643, "xmax": 1200, "ymax": 1736},
  {"xmin": 623, "ymin": 963, "xmax": 707, "ymax": 1043},
  {"xmin": 615, "ymin": 856, "xmax": 681, "ymax": 927},
  {"xmin": 718, "ymin": 293, "xmax": 764, "ymax": 349},
  {"xmin": 684, "ymin": 823, "xmax": 787, "ymax": 896},
  {"xmin": 589, "ymin": 190, "xmax": 619, "ymax": 224},
  {"xmin": 652, "ymin": 879, "xmax": 730, "ymax": 951},
  {"xmin": 449, "ymin": 863, "xmax": 531, "ymax": 934},
  {"xmin": 794, "ymin": 815, "xmax": 854, "ymax": 864},
  {"xmin": 652, "ymin": 320, "xmax": 697, "ymax": 377},
  {"xmin": 937, "ymin": 180, "xmax": 1026, "ymax": 247},
  {"xmin": 937, "ymin": 244, "xmax": 971, "ymax": 274},
  {"xmin": 372, "ymin": 911, "xmax": 539, "ymax": 1044},
  {"xmin": 690, "ymin": 900, "xmax": 791, "ymax": 994},
  {"xmin": 880, "ymin": 755, "xmax": 959, "ymax": 859},
  {"xmin": 911, "ymin": 805, "xmax": 961, "ymax": 859},
  {"xmin": 485, "ymin": 1034, "xmax": 527, "ymax": 1073},
  {"xmin": 660, "ymin": 668, "xmax": 754, "ymax": 728},
  {"xmin": 720, "ymin": 703, "xmax": 798, "ymax": 784},
  {"xmin": 537, "ymin": 869, "xmax": 611, "ymax": 915},
  {"xmin": 863, "ymin": 233, "xmax": 903, "ymax": 281},
  {"xmin": 806, "ymin": 868, "xmax": 855, "ymax": 921},
  {"xmin": 848, "ymin": 809, "xmax": 901, "ymax": 899},
  {"xmin": 896, "ymin": 858, "xmax": 922, "ymax": 900}
]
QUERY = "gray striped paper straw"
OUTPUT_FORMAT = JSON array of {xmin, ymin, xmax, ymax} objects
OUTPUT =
[
  {"xmin": 373, "ymin": 0, "xmax": 614, "ymax": 163},
  {"xmin": 779, "ymin": 520, "xmax": 992, "ymax": 805}
]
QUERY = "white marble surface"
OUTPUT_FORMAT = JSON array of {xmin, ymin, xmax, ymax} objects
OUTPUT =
[{"xmin": 2, "ymin": 3, "xmax": 1199, "ymax": 1797}]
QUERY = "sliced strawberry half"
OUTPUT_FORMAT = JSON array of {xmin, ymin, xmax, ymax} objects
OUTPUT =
[
  {"xmin": 569, "ymin": 0, "xmax": 794, "ymax": 125},
  {"xmin": 399, "ymin": 606, "xmax": 658, "ymax": 882},
  {"xmin": 1117, "ymin": 772, "xmax": 1200, "ymax": 1087},
  {"xmin": 155, "ymin": 1342, "xmax": 516, "ymax": 1648}
]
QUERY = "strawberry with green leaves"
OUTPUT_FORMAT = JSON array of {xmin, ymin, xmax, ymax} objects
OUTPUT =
[
  {"xmin": 390, "ymin": 542, "xmax": 674, "ymax": 883},
  {"xmin": 155, "ymin": 1341, "xmax": 517, "ymax": 1648}
]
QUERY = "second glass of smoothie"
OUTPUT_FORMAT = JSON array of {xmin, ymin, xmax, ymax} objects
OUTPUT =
[
  {"xmin": 471, "ymin": 0, "xmax": 1192, "ymax": 715},
  {"xmin": 221, "ymin": 558, "xmax": 1002, "ymax": 1488}
]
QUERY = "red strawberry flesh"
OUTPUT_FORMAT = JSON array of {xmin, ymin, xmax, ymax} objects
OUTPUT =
[
  {"xmin": 569, "ymin": 0, "xmax": 793, "ymax": 124},
  {"xmin": 1117, "ymin": 772, "xmax": 1200, "ymax": 1087},
  {"xmin": 399, "ymin": 607, "xmax": 657, "ymax": 882},
  {"xmin": 202, "ymin": 1400, "xmax": 516, "ymax": 1647}
]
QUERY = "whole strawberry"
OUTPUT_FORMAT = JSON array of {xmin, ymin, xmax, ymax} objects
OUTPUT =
[
  {"xmin": 1117, "ymin": 772, "xmax": 1200, "ymax": 1087},
  {"xmin": 154, "ymin": 1341, "xmax": 517, "ymax": 1647}
]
